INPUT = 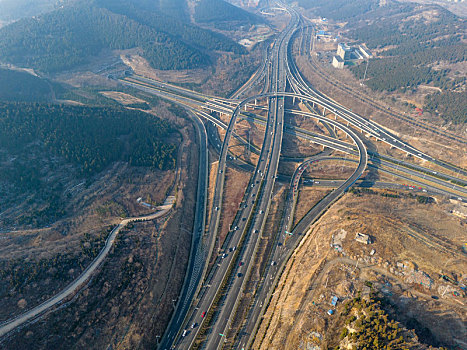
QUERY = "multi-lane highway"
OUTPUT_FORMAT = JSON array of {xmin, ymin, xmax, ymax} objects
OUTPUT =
[
  {"xmin": 202, "ymin": 8, "xmax": 297, "ymax": 349},
  {"xmin": 172, "ymin": 7, "xmax": 299, "ymax": 348},
  {"xmin": 116, "ymin": 2, "xmax": 467, "ymax": 349},
  {"xmin": 1, "ymin": 1, "xmax": 465, "ymax": 348},
  {"xmin": 159, "ymin": 111, "xmax": 209, "ymax": 349}
]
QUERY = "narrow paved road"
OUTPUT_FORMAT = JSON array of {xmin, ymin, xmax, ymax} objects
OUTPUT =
[{"xmin": 0, "ymin": 202, "xmax": 174, "ymax": 338}]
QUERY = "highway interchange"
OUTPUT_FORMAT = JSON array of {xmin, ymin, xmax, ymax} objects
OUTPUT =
[
  {"xmin": 120, "ymin": 2, "xmax": 467, "ymax": 349},
  {"xmin": 1, "ymin": 0, "xmax": 464, "ymax": 348}
]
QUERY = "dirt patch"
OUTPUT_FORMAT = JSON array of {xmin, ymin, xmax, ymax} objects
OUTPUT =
[
  {"xmin": 254, "ymin": 191, "xmax": 466, "ymax": 349},
  {"xmin": 99, "ymin": 91, "xmax": 147, "ymax": 105},
  {"xmin": 293, "ymin": 187, "xmax": 332, "ymax": 228},
  {"xmin": 217, "ymin": 167, "xmax": 251, "ymax": 250},
  {"xmin": 121, "ymin": 53, "xmax": 211, "ymax": 85},
  {"xmin": 206, "ymin": 161, "xmax": 219, "ymax": 227}
]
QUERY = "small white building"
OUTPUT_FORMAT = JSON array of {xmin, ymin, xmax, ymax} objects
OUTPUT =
[{"xmin": 355, "ymin": 232, "xmax": 371, "ymax": 244}]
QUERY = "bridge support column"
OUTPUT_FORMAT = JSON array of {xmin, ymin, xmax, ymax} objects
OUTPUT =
[
  {"xmin": 244, "ymin": 104, "xmax": 247, "ymax": 111},
  {"xmin": 323, "ymin": 107, "xmax": 326, "ymax": 116},
  {"xmin": 293, "ymin": 96, "xmax": 296, "ymax": 104},
  {"xmin": 254, "ymin": 99, "xmax": 257, "ymax": 106}
]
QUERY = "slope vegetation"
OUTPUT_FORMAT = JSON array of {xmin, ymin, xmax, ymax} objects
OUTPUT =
[
  {"xmin": 97, "ymin": 0, "xmax": 245, "ymax": 54},
  {"xmin": 0, "ymin": 102, "xmax": 178, "ymax": 229},
  {"xmin": 0, "ymin": 69, "xmax": 52, "ymax": 102},
  {"xmin": 194, "ymin": 0, "xmax": 261, "ymax": 24},
  {"xmin": 0, "ymin": 0, "xmax": 245, "ymax": 72}
]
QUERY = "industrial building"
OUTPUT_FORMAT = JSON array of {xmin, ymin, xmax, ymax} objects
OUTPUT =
[
  {"xmin": 337, "ymin": 43, "xmax": 352, "ymax": 60},
  {"xmin": 316, "ymin": 30, "xmax": 333, "ymax": 41},
  {"xmin": 332, "ymin": 55, "xmax": 344, "ymax": 69},
  {"xmin": 332, "ymin": 43, "xmax": 372, "ymax": 69},
  {"xmin": 359, "ymin": 45, "xmax": 372, "ymax": 59}
]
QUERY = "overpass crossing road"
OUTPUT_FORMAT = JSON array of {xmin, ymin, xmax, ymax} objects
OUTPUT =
[
  {"xmin": 173, "ymin": 9, "xmax": 298, "ymax": 348},
  {"xmin": 117, "ymin": 2, "xmax": 467, "ymax": 349},
  {"xmin": 124, "ymin": 75, "xmax": 467, "ymax": 189},
  {"xmin": 122, "ymin": 77, "xmax": 467, "ymax": 195},
  {"xmin": 202, "ymin": 9, "xmax": 297, "ymax": 350}
]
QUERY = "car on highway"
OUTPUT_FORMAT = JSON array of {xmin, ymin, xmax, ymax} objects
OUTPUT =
[
  {"xmin": 182, "ymin": 330, "xmax": 187, "ymax": 337},
  {"xmin": 239, "ymin": 262, "xmax": 243, "ymax": 267},
  {"xmin": 237, "ymin": 273, "xmax": 243, "ymax": 277},
  {"xmin": 201, "ymin": 311, "xmax": 206, "ymax": 318},
  {"xmin": 222, "ymin": 253, "xmax": 227, "ymax": 259},
  {"xmin": 191, "ymin": 323, "xmax": 197, "ymax": 328}
]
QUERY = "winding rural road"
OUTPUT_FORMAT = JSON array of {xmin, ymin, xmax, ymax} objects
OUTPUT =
[{"xmin": 0, "ymin": 198, "xmax": 175, "ymax": 339}]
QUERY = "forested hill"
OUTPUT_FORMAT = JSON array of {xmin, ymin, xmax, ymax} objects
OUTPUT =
[
  {"xmin": 300, "ymin": 0, "xmax": 466, "ymax": 124},
  {"xmin": 0, "ymin": 102, "xmax": 179, "ymax": 176},
  {"xmin": 96, "ymin": 0, "xmax": 246, "ymax": 54},
  {"xmin": 194, "ymin": 0, "xmax": 262, "ymax": 24},
  {"xmin": 0, "ymin": 0, "xmax": 245, "ymax": 72},
  {"xmin": 296, "ymin": 0, "xmax": 379, "ymax": 20},
  {"xmin": 0, "ymin": 68, "xmax": 52, "ymax": 102},
  {"xmin": 0, "ymin": 0, "xmax": 59, "ymax": 21}
]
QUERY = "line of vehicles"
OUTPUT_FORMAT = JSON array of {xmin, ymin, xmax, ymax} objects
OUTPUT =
[{"xmin": 119, "ymin": 2, "xmax": 466, "ymax": 349}]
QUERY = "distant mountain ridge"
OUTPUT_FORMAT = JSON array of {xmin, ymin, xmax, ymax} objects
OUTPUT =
[
  {"xmin": 0, "ymin": 0, "xmax": 62, "ymax": 21},
  {"xmin": 0, "ymin": 0, "xmax": 250, "ymax": 73},
  {"xmin": 194, "ymin": 0, "xmax": 262, "ymax": 24}
]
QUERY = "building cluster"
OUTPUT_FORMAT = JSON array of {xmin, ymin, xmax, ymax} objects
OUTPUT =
[{"xmin": 332, "ymin": 43, "xmax": 372, "ymax": 69}]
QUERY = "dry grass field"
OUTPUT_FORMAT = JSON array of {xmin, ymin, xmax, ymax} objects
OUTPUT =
[{"xmin": 254, "ymin": 191, "xmax": 467, "ymax": 349}]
